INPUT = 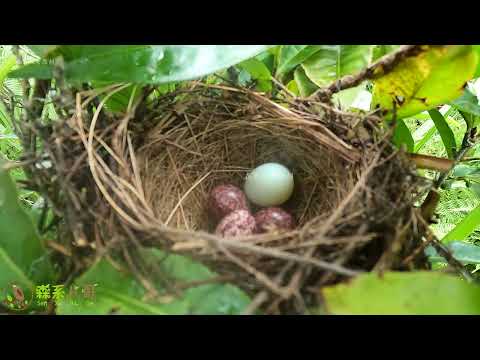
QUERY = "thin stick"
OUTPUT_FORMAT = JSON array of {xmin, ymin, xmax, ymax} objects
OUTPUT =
[
  {"xmin": 193, "ymin": 233, "xmax": 362, "ymax": 277},
  {"xmin": 417, "ymin": 216, "xmax": 475, "ymax": 282}
]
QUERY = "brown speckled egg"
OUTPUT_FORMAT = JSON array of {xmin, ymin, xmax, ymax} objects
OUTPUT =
[
  {"xmin": 215, "ymin": 209, "xmax": 256, "ymax": 238},
  {"xmin": 209, "ymin": 184, "xmax": 248, "ymax": 221},
  {"xmin": 254, "ymin": 207, "xmax": 295, "ymax": 233}
]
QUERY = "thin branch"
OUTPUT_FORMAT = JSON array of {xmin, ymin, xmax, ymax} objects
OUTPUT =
[
  {"xmin": 417, "ymin": 216, "xmax": 475, "ymax": 283},
  {"xmin": 308, "ymin": 45, "xmax": 427, "ymax": 101},
  {"xmin": 420, "ymin": 127, "xmax": 477, "ymax": 222}
]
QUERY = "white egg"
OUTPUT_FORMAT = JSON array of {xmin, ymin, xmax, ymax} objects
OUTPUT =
[{"xmin": 244, "ymin": 163, "xmax": 294, "ymax": 207}]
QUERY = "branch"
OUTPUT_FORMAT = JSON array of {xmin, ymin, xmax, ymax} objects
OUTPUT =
[
  {"xmin": 408, "ymin": 154, "xmax": 453, "ymax": 172},
  {"xmin": 308, "ymin": 45, "xmax": 427, "ymax": 102},
  {"xmin": 420, "ymin": 127, "xmax": 477, "ymax": 222},
  {"xmin": 417, "ymin": 215, "xmax": 475, "ymax": 283}
]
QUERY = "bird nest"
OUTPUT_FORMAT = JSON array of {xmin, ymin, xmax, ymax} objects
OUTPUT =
[{"xmin": 21, "ymin": 82, "xmax": 429, "ymax": 314}]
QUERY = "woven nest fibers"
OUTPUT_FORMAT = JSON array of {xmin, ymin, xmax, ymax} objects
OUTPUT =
[{"xmin": 26, "ymin": 83, "xmax": 429, "ymax": 314}]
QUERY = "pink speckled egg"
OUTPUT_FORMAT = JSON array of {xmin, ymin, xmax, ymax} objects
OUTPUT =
[
  {"xmin": 208, "ymin": 184, "xmax": 248, "ymax": 221},
  {"xmin": 254, "ymin": 207, "xmax": 295, "ymax": 233},
  {"xmin": 215, "ymin": 209, "xmax": 256, "ymax": 238}
]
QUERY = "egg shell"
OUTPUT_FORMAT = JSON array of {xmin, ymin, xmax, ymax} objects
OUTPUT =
[
  {"xmin": 208, "ymin": 184, "xmax": 249, "ymax": 221},
  {"xmin": 254, "ymin": 207, "xmax": 296, "ymax": 233},
  {"xmin": 244, "ymin": 163, "xmax": 294, "ymax": 207},
  {"xmin": 215, "ymin": 209, "xmax": 256, "ymax": 238}
]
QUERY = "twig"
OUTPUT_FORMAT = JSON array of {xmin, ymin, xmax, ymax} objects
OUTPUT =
[
  {"xmin": 420, "ymin": 127, "xmax": 477, "ymax": 222},
  {"xmin": 417, "ymin": 216, "xmax": 475, "ymax": 282},
  {"xmin": 242, "ymin": 262, "xmax": 296, "ymax": 315},
  {"xmin": 174, "ymin": 275, "xmax": 235, "ymax": 291},
  {"xmin": 198, "ymin": 233, "xmax": 362, "ymax": 277}
]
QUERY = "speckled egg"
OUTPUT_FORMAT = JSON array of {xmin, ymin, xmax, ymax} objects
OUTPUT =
[
  {"xmin": 254, "ymin": 207, "xmax": 295, "ymax": 233},
  {"xmin": 215, "ymin": 209, "xmax": 256, "ymax": 238},
  {"xmin": 208, "ymin": 184, "xmax": 249, "ymax": 221}
]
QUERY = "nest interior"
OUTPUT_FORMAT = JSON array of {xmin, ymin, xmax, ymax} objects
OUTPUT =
[{"xmin": 23, "ymin": 83, "xmax": 430, "ymax": 314}]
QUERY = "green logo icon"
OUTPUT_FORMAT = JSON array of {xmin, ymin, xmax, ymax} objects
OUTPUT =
[{"xmin": 1, "ymin": 283, "xmax": 32, "ymax": 311}]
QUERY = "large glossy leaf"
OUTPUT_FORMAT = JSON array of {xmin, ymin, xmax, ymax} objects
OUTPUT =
[
  {"xmin": 254, "ymin": 51, "xmax": 275, "ymax": 75},
  {"xmin": 321, "ymin": 271, "xmax": 480, "ymax": 315},
  {"xmin": 147, "ymin": 249, "xmax": 251, "ymax": 314},
  {"xmin": 56, "ymin": 258, "xmax": 172, "ymax": 315},
  {"xmin": 428, "ymin": 109, "xmax": 457, "ymax": 158},
  {"xmin": 442, "ymin": 203, "xmax": 480, "ymax": 243},
  {"xmin": 426, "ymin": 241, "xmax": 480, "ymax": 265},
  {"xmin": 371, "ymin": 45, "xmax": 479, "ymax": 120},
  {"xmin": 57, "ymin": 249, "xmax": 250, "ymax": 315},
  {"xmin": 301, "ymin": 45, "xmax": 373, "ymax": 87},
  {"xmin": 0, "ymin": 162, "xmax": 53, "ymax": 287},
  {"xmin": 294, "ymin": 66, "xmax": 318, "ymax": 97},
  {"xmin": 238, "ymin": 58, "xmax": 272, "ymax": 92},
  {"xmin": 8, "ymin": 63, "xmax": 53, "ymax": 80},
  {"xmin": 392, "ymin": 119, "xmax": 414, "ymax": 152},
  {"xmin": 276, "ymin": 45, "xmax": 322, "ymax": 77},
  {"xmin": 11, "ymin": 46, "xmax": 272, "ymax": 85}
]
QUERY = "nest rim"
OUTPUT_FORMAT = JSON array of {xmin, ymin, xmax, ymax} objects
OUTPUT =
[{"xmin": 23, "ymin": 83, "xmax": 429, "ymax": 313}]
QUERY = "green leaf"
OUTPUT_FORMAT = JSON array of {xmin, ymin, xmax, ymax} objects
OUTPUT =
[
  {"xmin": 150, "ymin": 250, "xmax": 251, "ymax": 314},
  {"xmin": 331, "ymin": 84, "xmax": 366, "ymax": 110},
  {"xmin": 65, "ymin": 45, "xmax": 271, "ymax": 84},
  {"xmin": 428, "ymin": 109, "xmax": 457, "ymax": 158},
  {"xmin": 91, "ymin": 81, "xmax": 142, "ymax": 113},
  {"xmin": 372, "ymin": 45, "xmax": 479, "ymax": 120},
  {"xmin": 372, "ymin": 45, "xmax": 400, "ymax": 62},
  {"xmin": 413, "ymin": 119, "xmax": 436, "ymax": 152},
  {"xmin": 0, "ymin": 161, "xmax": 53, "ymax": 285},
  {"xmin": 267, "ymin": 45, "xmax": 281, "ymax": 58},
  {"xmin": 426, "ymin": 241, "xmax": 480, "ymax": 265},
  {"xmin": 0, "ymin": 55, "xmax": 17, "ymax": 85},
  {"xmin": 27, "ymin": 46, "xmax": 59, "ymax": 58},
  {"xmin": 469, "ymin": 182, "xmax": 480, "ymax": 198},
  {"xmin": 8, "ymin": 63, "xmax": 54, "ymax": 80},
  {"xmin": 294, "ymin": 66, "xmax": 318, "ymax": 97},
  {"xmin": 452, "ymin": 164, "xmax": 479, "ymax": 178},
  {"xmin": 254, "ymin": 51, "xmax": 275, "ymax": 75},
  {"xmin": 276, "ymin": 45, "xmax": 322, "ymax": 77},
  {"xmin": 0, "ymin": 247, "xmax": 35, "ymax": 298},
  {"xmin": 442, "ymin": 202, "xmax": 480, "ymax": 243},
  {"xmin": 238, "ymin": 58, "xmax": 272, "ymax": 92},
  {"xmin": 392, "ymin": 119, "xmax": 414, "ymax": 152},
  {"xmin": 322, "ymin": 271, "xmax": 480, "ymax": 315},
  {"xmin": 57, "ymin": 249, "xmax": 250, "ymax": 315},
  {"xmin": 450, "ymin": 88, "xmax": 480, "ymax": 117},
  {"xmin": 473, "ymin": 45, "xmax": 480, "ymax": 78},
  {"xmin": 56, "ymin": 258, "xmax": 171, "ymax": 315},
  {"xmin": 450, "ymin": 88, "xmax": 480, "ymax": 129},
  {"xmin": 301, "ymin": 45, "xmax": 373, "ymax": 87},
  {"xmin": 286, "ymin": 80, "xmax": 299, "ymax": 97},
  {"xmin": 9, "ymin": 46, "xmax": 272, "ymax": 84}
]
